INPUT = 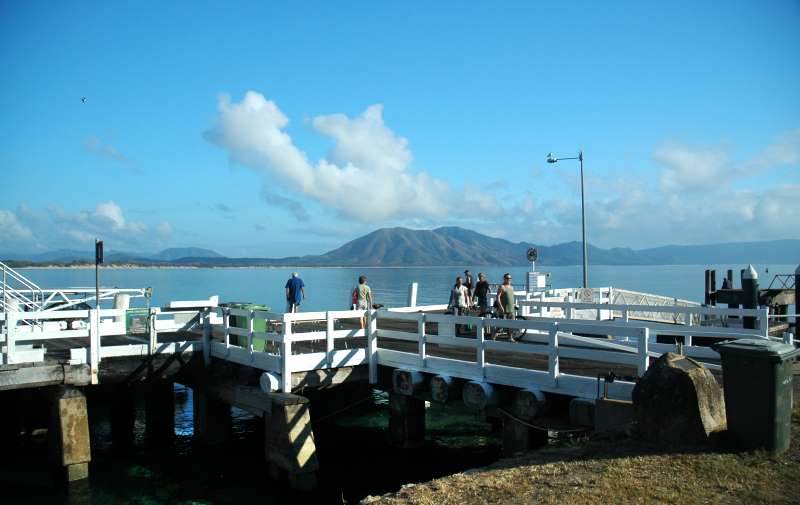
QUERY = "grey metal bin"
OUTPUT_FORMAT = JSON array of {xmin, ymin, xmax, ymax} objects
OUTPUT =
[{"xmin": 712, "ymin": 338, "xmax": 799, "ymax": 453}]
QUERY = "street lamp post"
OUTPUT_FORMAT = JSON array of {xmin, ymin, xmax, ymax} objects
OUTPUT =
[{"xmin": 547, "ymin": 150, "xmax": 588, "ymax": 288}]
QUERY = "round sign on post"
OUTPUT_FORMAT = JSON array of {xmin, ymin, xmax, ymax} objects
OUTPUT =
[{"xmin": 526, "ymin": 248, "xmax": 538, "ymax": 262}]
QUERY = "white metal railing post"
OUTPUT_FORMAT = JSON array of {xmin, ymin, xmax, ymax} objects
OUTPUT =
[
  {"xmin": 148, "ymin": 308, "xmax": 157, "ymax": 354},
  {"xmin": 326, "ymin": 311, "xmax": 334, "ymax": 367},
  {"xmin": 248, "ymin": 309, "xmax": 255, "ymax": 360},
  {"xmin": 281, "ymin": 313, "xmax": 293, "ymax": 393},
  {"xmin": 223, "ymin": 308, "xmax": 230, "ymax": 355},
  {"xmin": 477, "ymin": 318, "xmax": 485, "ymax": 377},
  {"xmin": 202, "ymin": 308, "xmax": 211, "ymax": 365},
  {"xmin": 417, "ymin": 312, "xmax": 426, "ymax": 367},
  {"xmin": 638, "ymin": 327, "xmax": 650, "ymax": 376},
  {"xmin": 5, "ymin": 308, "xmax": 17, "ymax": 364},
  {"xmin": 548, "ymin": 322, "xmax": 559, "ymax": 385},
  {"xmin": 759, "ymin": 307, "xmax": 769, "ymax": 338},
  {"xmin": 367, "ymin": 309, "xmax": 378, "ymax": 384},
  {"xmin": 89, "ymin": 309, "xmax": 100, "ymax": 384},
  {"xmin": 784, "ymin": 332, "xmax": 794, "ymax": 345}
]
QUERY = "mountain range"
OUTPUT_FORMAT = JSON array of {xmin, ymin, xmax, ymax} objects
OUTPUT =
[{"xmin": 3, "ymin": 227, "xmax": 799, "ymax": 266}]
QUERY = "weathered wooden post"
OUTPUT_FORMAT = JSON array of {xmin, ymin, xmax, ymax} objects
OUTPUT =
[
  {"xmin": 704, "ymin": 270, "xmax": 711, "ymax": 305},
  {"xmin": 502, "ymin": 388, "xmax": 549, "ymax": 457},
  {"xmin": 430, "ymin": 375, "xmax": 461, "ymax": 403},
  {"xmin": 742, "ymin": 265, "xmax": 759, "ymax": 330},
  {"xmin": 49, "ymin": 386, "xmax": 91, "ymax": 482},
  {"xmin": 145, "ymin": 380, "xmax": 175, "ymax": 446},
  {"xmin": 388, "ymin": 392, "xmax": 426, "ymax": 448}
]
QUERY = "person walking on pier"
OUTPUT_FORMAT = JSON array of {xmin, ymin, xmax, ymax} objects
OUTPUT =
[
  {"xmin": 496, "ymin": 273, "xmax": 515, "ymax": 318},
  {"xmin": 448, "ymin": 276, "xmax": 471, "ymax": 316},
  {"xmin": 285, "ymin": 272, "xmax": 305, "ymax": 313},
  {"xmin": 355, "ymin": 275, "xmax": 373, "ymax": 329},
  {"xmin": 464, "ymin": 269, "xmax": 474, "ymax": 299},
  {"xmin": 473, "ymin": 272, "xmax": 490, "ymax": 315}
]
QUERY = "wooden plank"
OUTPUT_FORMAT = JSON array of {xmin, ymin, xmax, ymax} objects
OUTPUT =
[{"xmin": 291, "ymin": 365, "xmax": 369, "ymax": 389}]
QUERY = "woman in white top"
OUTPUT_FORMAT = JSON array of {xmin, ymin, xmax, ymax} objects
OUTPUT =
[{"xmin": 449, "ymin": 276, "xmax": 471, "ymax": 316}]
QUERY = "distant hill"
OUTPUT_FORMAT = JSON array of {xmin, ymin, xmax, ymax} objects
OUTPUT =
[{"xmin": 2, "ymin": 228, "xmax": 798, "ymax": 266}]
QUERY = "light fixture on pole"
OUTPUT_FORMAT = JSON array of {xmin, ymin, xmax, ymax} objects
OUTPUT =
[{"xmin": 546, "ymin": 150, "xmax": 588, "ymax": 288}]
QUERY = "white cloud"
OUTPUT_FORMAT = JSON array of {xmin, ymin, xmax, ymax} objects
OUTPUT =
[
  {"xmin": 0, "ymin": 203, "xmax": 173, "ymax": 253},
  {"xmin": 85, "ymin": 136, "xmax": 129, "ymax": 163},
  {"xmin": 655, "ymin": 143, "xmax": 731, "ymax": 192},
  {"xmin": 0, "ymin": 209, "xmax": 34, "ymax": 244},
  {"xmin": 205, "ymin": 91, "xmax": 451, "ymax": 222}
]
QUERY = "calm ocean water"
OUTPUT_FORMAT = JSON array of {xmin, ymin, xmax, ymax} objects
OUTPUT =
[{"xmin": 17, "ymin": 263, "xmax": 797, "ymax": 310}]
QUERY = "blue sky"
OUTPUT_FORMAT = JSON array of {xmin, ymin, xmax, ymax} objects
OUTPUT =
[{"xmin": 1, "ymin": 1, "xmax": 798, "ymax": 257}]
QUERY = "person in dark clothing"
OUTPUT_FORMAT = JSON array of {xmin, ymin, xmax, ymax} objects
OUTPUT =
[
  {"xmin": 464, "ymin": 269, "xmax": 474, "ymax": 298},
  {"xmin": 285, "ymin": 272, "xmax": 305, "ymax": 312},
  {"xmin": 473, "ymin": 272, "xmax": 490, "ymax": 314}
]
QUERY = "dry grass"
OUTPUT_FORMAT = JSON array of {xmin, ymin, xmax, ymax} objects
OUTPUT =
[{"xmin": 362, "ymin": 404, "xmax": 800, "ymax": 505}]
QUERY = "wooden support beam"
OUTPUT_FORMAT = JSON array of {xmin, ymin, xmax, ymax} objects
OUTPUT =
[{"xmin": 502, "ymin": 388, "xmax": 549, "ymax": 457}]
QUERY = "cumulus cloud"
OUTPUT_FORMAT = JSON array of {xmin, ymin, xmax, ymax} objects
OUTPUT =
[
  {"xmin": 0, "ymin": 202, "xmax": 172, "ymax": 253},
  {"xmin": 0, "ymin": 209, "xmax": 34, "ymax": 244},
  {"xmin": 205, "ymin": 91, "xmax": 451, "ymax": 222},
  {"xmin": 655, "ymin": 143, "xmax": 731, "ymax": 192},
  {"xmin": 85, "ymin": 136, "xmax": 130, "ymax": 163}
]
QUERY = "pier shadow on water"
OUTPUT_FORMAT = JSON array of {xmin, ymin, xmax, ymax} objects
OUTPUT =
[{"xmin": 0, "ymin": 385, "xmax": 502, "ymax": 504}]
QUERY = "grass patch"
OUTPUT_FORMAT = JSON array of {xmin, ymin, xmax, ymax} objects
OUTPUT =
[{"xmin": 364, "ymin": 404, "xmax": 800, "ymax": 505}]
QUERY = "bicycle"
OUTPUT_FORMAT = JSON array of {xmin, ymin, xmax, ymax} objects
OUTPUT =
[{"xmin": 486, "ymin": 304, "xmax": 528, "ymax": 342}]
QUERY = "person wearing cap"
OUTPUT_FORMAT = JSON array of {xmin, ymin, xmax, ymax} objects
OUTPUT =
[
  {"xmin": 285, "ymin": 271, "xmax": 305, "ymax": 313},
  {"xmin": 463, "ymin": 269, "xmax": 474, "ymax": 301}
]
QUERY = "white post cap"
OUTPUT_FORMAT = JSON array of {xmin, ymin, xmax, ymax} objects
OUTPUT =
[{"xmin": 743, "ymin": 264, "xmax": 758, "ymax": 280}]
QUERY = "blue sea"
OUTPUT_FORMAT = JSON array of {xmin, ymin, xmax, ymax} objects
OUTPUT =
[{"xmin": 17, "ymin": 263, "xmax": 797, "ymax": 311}]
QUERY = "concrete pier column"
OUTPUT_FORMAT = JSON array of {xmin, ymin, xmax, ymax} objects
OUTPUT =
[
  {"xmin": 110, "ymin": 387, "xmax": 136, "ymax": 453},
  {"xmin": 49, "ymin": 386, "xmax": 91, "ymax": 482},
  {"xmin": 265, "ymin": 394, "xmax": 319, "ymax": 491},
  {"xmin": 145, "ymin": 380, "xmax": 175, "ymax": 446},
  {"xmin": 502, "ymin": 389, "xmax": 548, "ymax": 457},
  {"xmin": 192, "ymin": 383, "xmax": 231, "ymax": 445},
  {"xmin": 742, "ymin": 265, "xmax": 759, "ymax": 330},
  {"xmin": 388, "ymin": 392, "xmax": 426, "ymax": 449}
]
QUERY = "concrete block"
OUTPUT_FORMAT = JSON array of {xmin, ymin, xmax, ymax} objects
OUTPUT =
[
  {"xmin": 569, "ymin": 397, "xmax": 595, "ymax": 427},
  {"xmin": 595, "ymin": 398, "xmax": 634, "ymax": 433}
]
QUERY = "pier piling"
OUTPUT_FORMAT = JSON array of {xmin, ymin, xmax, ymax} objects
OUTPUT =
[
  {"xmin": 502, "ymin": 389, "xmax": 548, "ymax": 456},
  {"xmin": 145, "ymin": 380, "xmax": 175, "ymax": 446},
  {"xmin": 49, "ymin": 386, "xmax": 91, "ymax": 482},
  {"xmin": 110, "ymin": 387, "xmax": 136, "ymax": 453},
  {"xmin": 192, "ymin": 383, "xmax": 232, "ymax": 445},
  {"xmin": 742, "ymin": 265, "xmax": 759, "ymax": 330},
  {"xmin": 388, "ymin": 392, "xmax": 426, "ymax": 448},
  {"xmin": 265, "ymin": 394, "xmax": 319, "ymax": 491}
]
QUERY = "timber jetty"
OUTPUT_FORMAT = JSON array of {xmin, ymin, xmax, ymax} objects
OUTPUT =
[{"xmin": 1, "ymin": 262, "xmax": 797, "ymax": 490}]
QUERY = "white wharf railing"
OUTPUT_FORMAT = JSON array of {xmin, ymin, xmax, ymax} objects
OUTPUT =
[
  {"xmin": 3, "ymin": 300, "xmax": 788, "ymax": 400},
  {"xmin": 1, "ymin": 306, "xmax": 207, "ymax": 383}
]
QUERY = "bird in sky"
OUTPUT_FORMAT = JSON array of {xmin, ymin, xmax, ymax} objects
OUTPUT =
[{"xmin": 81, "ymin": 96, "xmax": 87, "ymax": 104}]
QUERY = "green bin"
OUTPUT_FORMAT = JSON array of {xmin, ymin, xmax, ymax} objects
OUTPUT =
[
  {"xmin": 712, "ymin": 338, "xmax": 800, "ymax": 453},
  {"xmin": 226, "ymin": 302, "xmax": 271, "ymax": 352}
]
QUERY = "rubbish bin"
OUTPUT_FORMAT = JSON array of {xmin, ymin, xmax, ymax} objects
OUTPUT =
[
  {"xmin": 225, "ymin": 302, "xmax": 271, "ymax": 352},
  {"xmin": 712, "ymin": 338, "xmax": 800, "ymax": 453}
]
